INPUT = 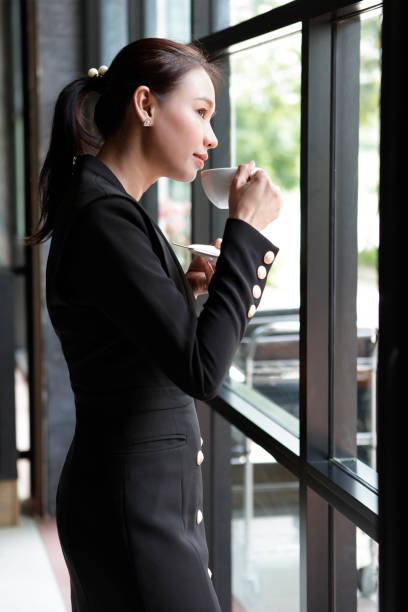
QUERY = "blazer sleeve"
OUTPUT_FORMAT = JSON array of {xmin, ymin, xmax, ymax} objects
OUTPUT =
[{"xmin": 73, "ymin": 196, "xmax": 279, "ymax": 400}]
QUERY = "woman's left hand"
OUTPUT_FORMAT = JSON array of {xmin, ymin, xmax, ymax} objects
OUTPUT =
[{"xmin": 186, "ymin": 238, "xmax": 222, "ymax": 299}]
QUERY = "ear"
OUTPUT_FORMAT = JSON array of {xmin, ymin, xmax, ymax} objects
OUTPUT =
[{"xmin": 132, "ymin": 86, "xmax": 156, "ymax": 125}]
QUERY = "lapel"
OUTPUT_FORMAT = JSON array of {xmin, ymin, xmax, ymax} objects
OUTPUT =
[
  {"xmin": 149, "ymin": 220, "xmax": 196, "ymax": 309},
  {"xmin": 78, "ymin": 156, "xmax": 196, "ymax": 310}
]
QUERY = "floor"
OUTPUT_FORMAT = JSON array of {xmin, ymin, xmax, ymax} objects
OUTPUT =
[
  {"xmin": 0, "ymin": 363, "xmax": 71, "ymax": 611},
  {"xmin": 0, "ymin": 513, "xmax": 70, "ymax": 612}
]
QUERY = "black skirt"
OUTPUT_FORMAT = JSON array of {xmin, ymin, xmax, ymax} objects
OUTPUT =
[{"xmin": 56, "ymin": 387, "xmax": 222, "ymax": 612}]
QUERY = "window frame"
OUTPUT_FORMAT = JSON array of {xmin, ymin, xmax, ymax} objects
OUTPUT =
[{"xmin": 197, "ymin": 0, "xmax": 379, "ymax": 529}]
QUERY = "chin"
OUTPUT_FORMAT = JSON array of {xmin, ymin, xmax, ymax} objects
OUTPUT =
[{"xmin": 168, "ymin": 169, "xmax": 198, "ymax": 183}]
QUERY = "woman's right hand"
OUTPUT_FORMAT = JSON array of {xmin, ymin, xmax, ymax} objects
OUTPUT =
[{"xmin": 228, "ymin": 161, "xmax": 282, "ymax": 232}]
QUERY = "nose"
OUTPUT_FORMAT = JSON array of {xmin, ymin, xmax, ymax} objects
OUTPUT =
[{"xmin": 204, "ymin": 123, "xmax": 218, "ymax": 150}]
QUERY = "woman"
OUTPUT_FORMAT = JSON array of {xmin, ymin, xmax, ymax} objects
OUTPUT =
[{"xmin": 28, "ymin": 38, "xmax": 282, "ymax": 611}]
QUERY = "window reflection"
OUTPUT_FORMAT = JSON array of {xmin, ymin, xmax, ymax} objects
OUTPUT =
[
  {"xmin": 357, "ymin": 526, "xmax": 379, "ymax": 610},
  {"xmin": 355, "ymin": 9, "xmax": 381, "ymax": 471},
  {"xmin": 152, "ymin": 0, "xmax": 192, "ymax": 271},
  {"xmin": 152, "ymin": 0, "xmax": 191, "ymax": 42},
  {"xmin": 158, "ymin": 179, "xmax": 192, "ymax": 271},
  {"xmin": 231, "ymin": 425, "xmax": 300, "ymax": 611},
  {"xmin": 229, "ymin": 27, "xmax": 301, "ymax": 431}
]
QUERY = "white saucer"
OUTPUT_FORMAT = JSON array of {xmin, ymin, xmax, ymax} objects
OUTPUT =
[{"xmin": 172, "ymin": 242, "xmax": 220, "ymax": 260}]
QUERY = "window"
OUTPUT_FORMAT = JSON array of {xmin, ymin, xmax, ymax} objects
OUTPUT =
[
  {"xmin": 355, "ymin": 9, "xmax": 381, "ymax": 471},
  {"xmin": 159, "ymin": 179, "xmax": 192, "ymax": 271},
  {"xmin": 229, "ymin": 0, "xmax": 293, "ymax": 28},
  {"xmin": 330, "ymin": 8, "xmax": 381, "ymax": 480},
  {"xmin": 146, "ymin": 0, "xmax": 193, "ymax": 270},
  {"xmin": 231, "ymin": 424, "xmax": 300, "ymax": 611},
  {"xmin": 193, "ymin": 1, "xmax": 382, "ymax": 610},
  {"xmin": 228, "ymin": 24, "xmax": 301, "ymax": 436}
]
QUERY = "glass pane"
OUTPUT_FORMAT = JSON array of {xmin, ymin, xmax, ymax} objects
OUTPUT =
[
  {"xmin": 154, "ymin": 0, "xmax": 191, "ymax": 43},
  {"xmin": 15, "ymin": 347, "xmax": 30, "ymax": 453},
  {"xmin": 356, "ymin": 9, "xmax": 381, "ymax": 470},
  {"xmin": 229, "ymin": 0, "xmax": 293, "ymax": 28},
  {"xmin": 228, "ymin": 26, "xmax": 301, "ymax": 435},
  {"xmin": 100, "ymin": 0, "xmax": 129, "ymax": 66},
  {"xmin": 357, "ymin": 527, "xmax": 379, "ymax": 610},
  {"xmin": 333, "ymin": 509, "xmax": 379, "ymax": 611},
  {"xmin": 158, "ymin": 179, "xmax": 192, "ymax": 272},
  {"xmin": 17, "ymin": 458, "xmax": 31, "ymax": 501},
  {"xmin": 231, "ymin": 425, "xmax": 300, "ymax": 611},
  {"xmin": 152, "ymin": 0, "xmax": 192, "ymax": 271}
]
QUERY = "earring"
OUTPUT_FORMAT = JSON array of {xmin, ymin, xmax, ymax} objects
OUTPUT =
[{"xmin": 143, "ymin": 115, "xmax": 152, "ymax": 127}]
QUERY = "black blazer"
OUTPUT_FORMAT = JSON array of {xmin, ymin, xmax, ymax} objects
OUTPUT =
[
  {"xmin": 46, "ymin": 154, "xmax": 279, "ymax": 400},
  {"xmin": 46, "ymin": 155, "xmax": 280, "ymax": 612}
]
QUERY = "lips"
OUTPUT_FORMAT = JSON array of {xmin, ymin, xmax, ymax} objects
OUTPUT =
[{"xmin": 193, "ymin": 153, "xmax": 207, "ymax": 170}]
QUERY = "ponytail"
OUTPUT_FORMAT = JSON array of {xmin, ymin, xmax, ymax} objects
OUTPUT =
[{"xmin": 26, "ymin": 77, "xmax": 102, "ymax": 245}]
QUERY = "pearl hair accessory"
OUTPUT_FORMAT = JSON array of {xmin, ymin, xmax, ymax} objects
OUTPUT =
[{"xmin": 87, "ymin": 65, "xmax": 108, "ymax": 78}]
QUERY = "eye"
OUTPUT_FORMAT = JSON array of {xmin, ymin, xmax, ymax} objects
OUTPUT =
[{"xmin": 197, "ymin": 108, "xmax": 207, "ymax": 118}]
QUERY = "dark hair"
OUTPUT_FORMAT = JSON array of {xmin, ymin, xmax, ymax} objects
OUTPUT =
[{"xmin": 27, "ymin": 38, "xmax": 221, "ymax": 245}]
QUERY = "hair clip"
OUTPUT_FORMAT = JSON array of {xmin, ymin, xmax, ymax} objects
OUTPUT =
[{"xmin": 87, "ymin": 65, "xmax": 108, "ymax": 78}]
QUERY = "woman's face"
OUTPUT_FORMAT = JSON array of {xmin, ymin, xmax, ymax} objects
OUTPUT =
[{"xmin": 146, "ymin": 67, "xmax": 218, "ymax": 182}]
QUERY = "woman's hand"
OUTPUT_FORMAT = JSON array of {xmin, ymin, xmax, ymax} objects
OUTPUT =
[
  {"xmin": 186, "ymin": 238, "xmax": 222, "ymax": 299},
  {"xmin": 228, "ymin": 161, "xmax": 282, "ymax": 232}
]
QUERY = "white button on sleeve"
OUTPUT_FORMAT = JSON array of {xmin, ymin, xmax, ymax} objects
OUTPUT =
[
  {"xmin": 252, "ymin": 284, "xmax": 262, "ymax": 299},
  {"xmin": 247, "ymin": 304, "xmax": 257, "ymax": 319},
  {"xmin": 264, "ymin": 250, "xmax": 275, "ymax": 265},
  {"xmin": 257, "ymin": 265, "xmax": 267, "ymax": 280}
]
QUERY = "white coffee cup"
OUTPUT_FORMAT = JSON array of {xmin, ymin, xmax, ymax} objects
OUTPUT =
[{"xmin": 200, "ymin": 166, "xmax": 259, "ymax": 209}]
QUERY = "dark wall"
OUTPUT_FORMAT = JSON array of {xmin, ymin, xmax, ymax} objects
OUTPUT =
[
  {"xmin": 36, "ymin": 0, "xmax": 83, "ymax": 515},
  {"xmin": 0, "ymin": 272, "xmax": 17, "ymax": 481}
]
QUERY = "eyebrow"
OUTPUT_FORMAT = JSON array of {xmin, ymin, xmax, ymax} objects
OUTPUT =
[{"xmin": 194, "ymin": 97, "xmax": 217, "ymax": 117}]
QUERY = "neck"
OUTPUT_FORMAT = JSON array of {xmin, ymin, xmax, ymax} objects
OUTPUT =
[{"xmin": 97, "ymin": 129, "xmax": 159, "ymax": 201}]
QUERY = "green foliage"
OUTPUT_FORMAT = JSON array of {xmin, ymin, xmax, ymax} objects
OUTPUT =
[
  {"xmin": 231, "ymin": 12, "xmax": 381, "ymax": 192},
  {"xmin": 231, "ymin": 33, "xmax": 301, "ymax": 191},
  {"xmin": 358, "ymin": 247, "xmax": 378, "ymax": 270},
  {"xmin": 230, "ymin": 0, "xmax": 292, "ymax": 24},
  {"xmin": 359, "ymin": 14, "xmax": 382, "ymax": 130}
]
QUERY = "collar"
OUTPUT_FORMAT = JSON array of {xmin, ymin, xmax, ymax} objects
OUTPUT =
[
  {"xmin": 76, "ymin": 154, "xmax": 134, "ymax": 199},
  {"xmin": 75, "ymin": 155, "xmax": 196, "ymax": 310}
]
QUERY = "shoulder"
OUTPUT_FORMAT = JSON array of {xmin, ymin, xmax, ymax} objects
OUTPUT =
[
  {"xmin": 80, "ymin": 194, "xmax": 148, "ymax": 229},
  {"xmin": 67, "ymin": 157, "xmax": 150, "ymax": 232},
  {"xmin": 70, "ymin": 156, "xmax": 149, "ymax": 231}
]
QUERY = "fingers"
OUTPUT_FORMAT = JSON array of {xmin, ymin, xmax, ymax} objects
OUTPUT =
[
  {"xmin": 249, "ymin": 167, "xmax": 268, "ymax": 183},
  {"xmin": 233, "ymin": 160, "xmax": 256, "ymax": 188},
  {"xmin": 212, "ymin": 238, "xmax": 222, "ymax": 249},
  {"xmin": 206, "ymin": 260, "xmax": 214, "ymax": 279},
  {"xmin": 188, "ymin": 256, "xmax": 215, "ymax": 282},
  {"xmin": 228, "ymin": 162, "xmax": 283, "ymax": 231}
]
